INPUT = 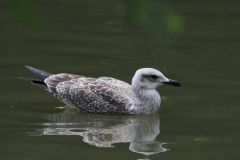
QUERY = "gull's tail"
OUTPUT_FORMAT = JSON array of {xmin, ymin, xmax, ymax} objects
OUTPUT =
[
  {"xmin": 25, "ymin": 66, "xmax": 52, "ymax": 80},
  {"xmin": 13, "ymin": 66, "xmax": 53, "ymax": 90}
]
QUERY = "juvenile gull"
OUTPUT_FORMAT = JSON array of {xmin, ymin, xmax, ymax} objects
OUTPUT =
[{"xmin": 23, "ymin": 66, "xmax": 181, "ymax": 115}]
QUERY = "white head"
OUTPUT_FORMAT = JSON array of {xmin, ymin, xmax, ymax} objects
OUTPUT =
[{"xmin": 131, "ymin": 68, "xmax": 181, "ymax": 90}]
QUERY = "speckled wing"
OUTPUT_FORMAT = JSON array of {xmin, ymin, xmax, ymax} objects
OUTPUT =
[
  {"xmin": 44, "ymin": 74, "xmax": 133, "ymax": 114},
  {"xmin": 44, "ymin": 73, "xmax": 84, "ymax": 93}
]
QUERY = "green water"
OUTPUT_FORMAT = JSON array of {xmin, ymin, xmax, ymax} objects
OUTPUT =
[{"xmin": 1, "ymin": 0, "xmax": 240, "ymax": 159}]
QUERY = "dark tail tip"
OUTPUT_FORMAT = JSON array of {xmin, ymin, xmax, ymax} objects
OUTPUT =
[{"xmin": 25, "ymin": 65, "xmax": 52, "ymax": 80}]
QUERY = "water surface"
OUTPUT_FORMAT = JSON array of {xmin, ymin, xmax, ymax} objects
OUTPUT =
[{"xmin": 0, "ymin": 0, "xmax": 239, "ymax": 159}]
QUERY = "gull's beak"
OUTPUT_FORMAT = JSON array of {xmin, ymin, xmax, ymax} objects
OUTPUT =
[{"xmin": 163, "ymin": 79, "xmax": 181, "ymax": 87}]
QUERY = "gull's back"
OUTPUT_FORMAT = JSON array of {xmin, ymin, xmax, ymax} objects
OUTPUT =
[{"xmin": 26, "ymin": 66, "xmax": 134, "ymax": 114}]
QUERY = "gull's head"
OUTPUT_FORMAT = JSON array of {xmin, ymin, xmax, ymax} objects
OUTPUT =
[{"xmin": 131, "ymin": 68, "xmax": 181, "ymax": 90}]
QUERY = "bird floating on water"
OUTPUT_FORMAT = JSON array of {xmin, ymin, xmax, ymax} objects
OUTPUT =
[{"xmin": 21, "ymin": 66, "xmax": 181, "ymax": 115}]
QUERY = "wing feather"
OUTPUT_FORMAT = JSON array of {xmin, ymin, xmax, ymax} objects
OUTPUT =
[{"xmin": 44, "ymin": 74, "xmax": 133, "ymax": 114}]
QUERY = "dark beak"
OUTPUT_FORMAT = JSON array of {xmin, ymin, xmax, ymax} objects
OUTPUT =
[{"xmin": 163, "ymin": 79, "xmax": 181, "ymax": 87}]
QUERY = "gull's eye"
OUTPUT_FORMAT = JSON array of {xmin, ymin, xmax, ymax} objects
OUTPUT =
[{"xmin": 150, "ymin": 75, "xmax": 158, "ymax": 79}]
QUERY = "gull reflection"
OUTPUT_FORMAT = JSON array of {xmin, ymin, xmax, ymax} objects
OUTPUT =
[{"xmin": 37, "ymin": 108, "xmax": 173, "ymax": 156}]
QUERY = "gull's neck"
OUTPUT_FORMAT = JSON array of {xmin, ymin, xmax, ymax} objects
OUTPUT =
[{"xmin": 131, "ymin": 86, "xmax": 161, "ymax": 114}]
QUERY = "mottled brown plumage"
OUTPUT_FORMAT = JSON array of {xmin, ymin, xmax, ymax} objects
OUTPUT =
[{"xmin": 24, "ymin": 66, "xmax": 181, "ymax": 114}]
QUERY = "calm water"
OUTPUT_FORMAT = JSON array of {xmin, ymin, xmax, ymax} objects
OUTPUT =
[{"xmin": 1, "ymin": 0, "xmax": 240, "ymax": 159}]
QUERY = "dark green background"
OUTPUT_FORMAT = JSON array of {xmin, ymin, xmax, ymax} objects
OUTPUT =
[{"xmin": 0, "ymin": 0, "xmax": 239, "ymax": 159}]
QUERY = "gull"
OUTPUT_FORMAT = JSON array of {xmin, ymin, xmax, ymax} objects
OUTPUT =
[{"xmin": 23, "ymin": 66, "xmax": 181, "ymax": 115}]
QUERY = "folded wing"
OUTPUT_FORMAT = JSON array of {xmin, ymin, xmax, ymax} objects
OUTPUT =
[{"xmin": 45, "ymin": 74, "xmax": 133, "ymax": 114}]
